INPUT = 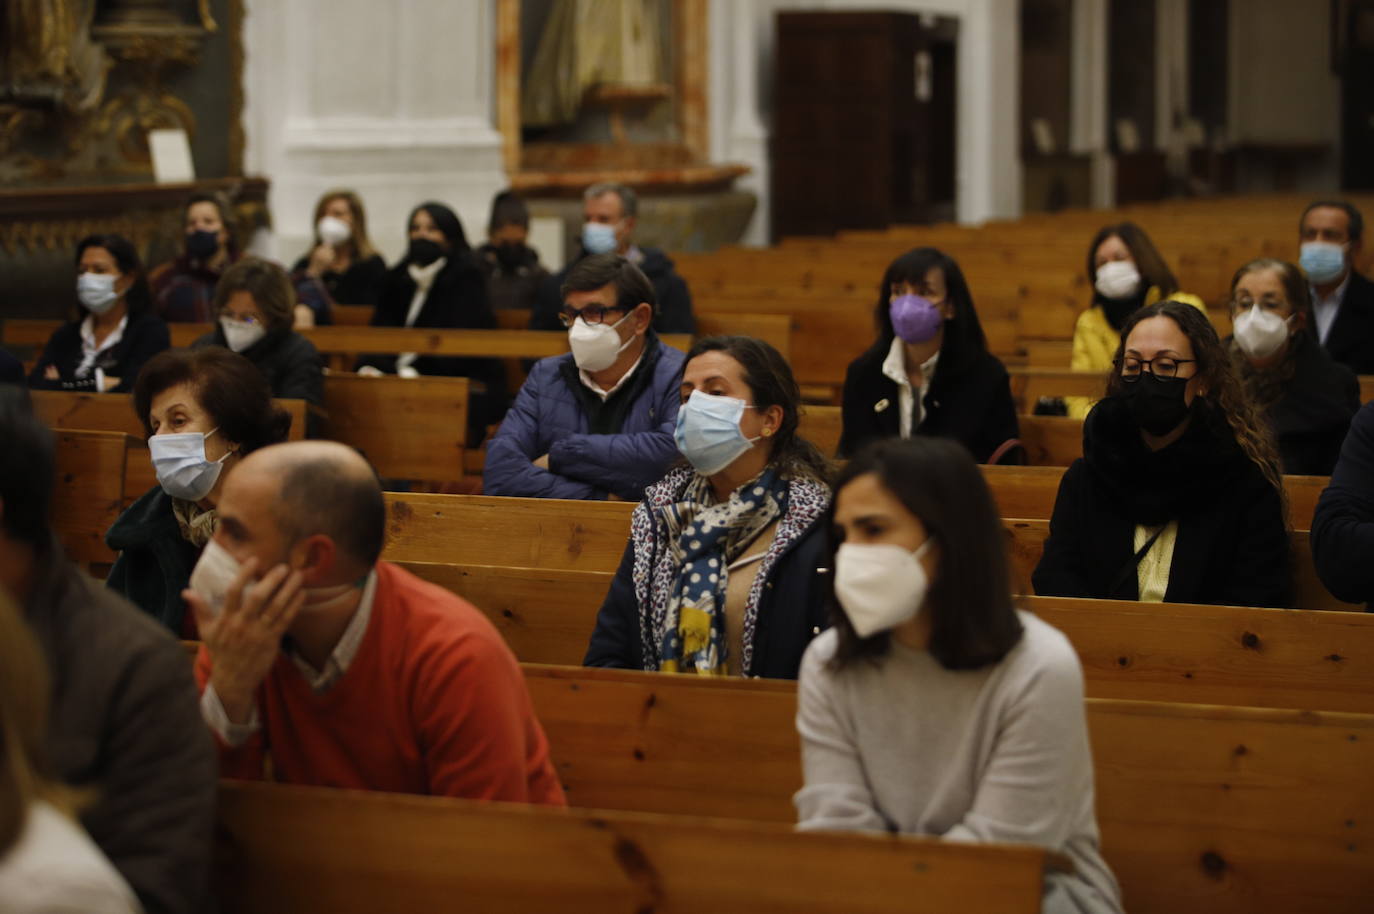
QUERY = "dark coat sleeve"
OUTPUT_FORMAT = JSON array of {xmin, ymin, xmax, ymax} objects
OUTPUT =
[
  {"xmin": 838, "ymin": 355, "xmax": 882, "ymax": 459},
  {"xmin": 273, "ymin": 336, "xmax": 324, "ymax": 406},
  {"xmin": 1031, "ymin": 460, "xmax": 1098, "ymax": 598},
  {"xmin": 27, "ymin": 323, "xmax": 77, "ymax": 389},
  {"xmin": 530, "ymin": 270, "xmax": 566, "ymax": 331},
  {"xmin": 1209, "ymin": 476, "xmax": 1291, "ymax": 608},
  {"xmin": 583, "ymin": 539, "xmax": 646, "ymax": 669},
  {"xmin": 482, "ymin": 362, "xmax": 606, "ymax": 499},
  {"xmin": 1312, "ymin": 402, "xmax": 1374, "ymax": 604},
  {"xmin": 653, "ymin": 272, "xmax": 696, "ymax": 334},
  {"xmin": 971, "ymin": 360, "xmax": 1022, "ymax": 464}
]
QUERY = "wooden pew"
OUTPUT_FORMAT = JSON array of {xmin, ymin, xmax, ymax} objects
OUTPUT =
[
  {"xmin": 214, "ymin": 780, "xmax": 1056, "ymax": 914},
  {"xmin": 798, "ymin": 404, "xmax": 843, "ymax": 456},
  {"xmin": 49, "ymin": 429, "xmax": 138, "ymax": 565},
  {"xmin": 320, "ymin": 373, "xmax": 470, "ymax": 482},
  {"xmin": 521, "ymin": 664, "xmax": 1374, "ymax": 914},
  {"xmin": 1018, "ymin": 414, "xmax": 1084, "ymax": 465},
  {"xmin": 398, "ymin": 560, "xmax": 1374, "ymax": 714},
  {"xmin": 29, "ymin": 390, "xmax": 308, "ymax": 442}
]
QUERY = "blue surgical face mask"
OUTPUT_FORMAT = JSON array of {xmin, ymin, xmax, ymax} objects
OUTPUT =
[
  {"xmin": 77, "ymin": 273, "xmax": 121, "ymax": 314},
  {"xmin": 1299, "ymin": 241, "xmax": 1347, "ymax": 285},
  {"xmin": 582, "ymin": 221, "xmax": 618, "ymax": 255},
  {"xmin": 149, "ymin": 427, "xmax": 232, "ymax": 501},
  {"xmin": 674, "ymin": 390, "xmax": 761, "ymax": 475}
]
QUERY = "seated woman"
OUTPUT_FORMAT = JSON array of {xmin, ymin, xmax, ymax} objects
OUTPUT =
[
  {"xmin": 1067, "ymin": 223, "xmax": 1207, "ymax": 418},
  {"xmin": 291, "ymin": 189, "xmax": 388, "ymax": 320},
  {"xmin": 795, "ymin": 437, "xmax": 1122, "ymax": 914},
  {"xmin": 357, "ymin": 201, "xmax": 506, "ymax": 439},
  {"xmin": 1033, "ymin": 300, "xmax": 1291, "ymax": 607},
  {"xmin": 838, "ymin": 247, "xmax": 1019, "ymax": 463},
  {"xmin": 105, "ymin": 347, "xmax": 292, "ymax": 635},
  {"xmin": 1228, "ymin": 258, "xmax": 1358, "ymax": 476},
  {"xmin": 0, "ymin": 592, "xmax": 140, "ymax": 913},
  {"xmin": 29, "ymin": 234, "xmax": 169, "ymax": 393},
  {"xmin": 584, "ymin": 336, "xmax": 833, "ymax": 679},
  {"xmin": 191, "ymin": 257, "xmax": 324, "ymax": 410}
]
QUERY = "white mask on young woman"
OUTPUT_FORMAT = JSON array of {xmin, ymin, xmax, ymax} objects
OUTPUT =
[
  {"xmin": 834, "ymin": 539, "xmax": 934, "ymax": 638},
  {"xmin": 1094, "ymin": 260, "xmax": 1142, "ymax": 301}
]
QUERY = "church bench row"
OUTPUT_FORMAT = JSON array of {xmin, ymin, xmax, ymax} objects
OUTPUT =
[
  {"xmin": 518, "ymin": 663, "xmax": 1374, "ymax": 914},
  {"xmin": 213, "ymin": 780, "xmax": 1055, "ymax": 914},
  {"xmin": 394, "ymin": 559, "xmax": 1374, "ymax": 715}
]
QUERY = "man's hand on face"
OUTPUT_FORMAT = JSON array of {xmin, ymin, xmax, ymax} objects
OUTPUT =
[{"xmin": 186, "ymin": 557, "xmax": 306, "ymax": 725}]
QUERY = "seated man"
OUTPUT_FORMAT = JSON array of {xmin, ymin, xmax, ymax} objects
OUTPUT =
[
  {"xmin": 1313, "ymin": 400, "xmax": 1374, "ymax": 609},
  {"xmin": 0, "ymin": 388, "xmax": 216, "ymax": 914},
  {"xmin": 484, "ymin": 253, "xmax": 685, "ymax": 500},
  {"xmin": 189, "ymin": 440, "xmax": 566, "ymax": 805},
  {"xmin": 531, "ymin": 182, "xmax": 696, "ymax": 334},
  {"xmin": 1299, "ymin": 199, "xmax": 1374, "ymax": 375},
  {"xmin": 475, "ymin": 189, "xmax": 550, "ymax": 312}
]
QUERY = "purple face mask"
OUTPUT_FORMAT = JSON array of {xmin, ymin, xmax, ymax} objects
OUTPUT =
[{"xmin": 890, "ymin": 294, "xmax": 943, "ymax": 343}]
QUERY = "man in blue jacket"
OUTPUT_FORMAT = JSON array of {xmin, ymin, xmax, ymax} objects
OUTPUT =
[{"xmin": 484, "ymin": 253, "xmax": 685, "ymax": 500}]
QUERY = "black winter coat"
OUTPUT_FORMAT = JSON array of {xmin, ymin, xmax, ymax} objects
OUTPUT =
[
  {"xmin": 105, "ymin": 486, "xmax": 202, "ymax": 634},
  {"xmin": 1244, "ymin": 331, "xmax": 1359, "ymax": 478},
  {"xmin": 1312, "ymin": 401, "xmax": 1374, "ymax": 609},
  {"xmin": 1032, "ymin": 396, "xmax": 1292, "ymax": 607},
  {"xmin": 838, "ymin": 339, "xmax": 1021, "ymax": 463},
  {"xmin": 1322, "ymin": 270, "xmax": 1374, "ymax": 376},
  {"xmin": 193, "ymin": 325, "xmax": 323, "ymax": 406},
  {"xmin": 532, "ymin": 245, "xmax": 696, "ymax": 335},
  {"xmin": 28, "ymin": 310, "xmax": 170, "ymax": 393}
]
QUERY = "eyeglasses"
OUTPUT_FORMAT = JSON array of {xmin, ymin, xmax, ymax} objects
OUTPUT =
[
  {"xmin": 1230, "ymin": 298, "xmax": 1287, "ymax": 312},
  {"xmin": 218, "ymin": 312, "xmax": 262, "ymax": 325},
  {"xmin": 558, "ymin": 303, "xmax": 627, "ymax": 328},
  {"xmin": 1120, "ymin": 356, "xmax": 1195, "ymax": 380}
]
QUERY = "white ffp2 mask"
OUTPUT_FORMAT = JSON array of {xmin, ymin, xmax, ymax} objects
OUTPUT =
[
  {"xmin": 834, "ymin": 539, "xmax": 934, "ymax": 638},
  {"xmin": 568, "ymin": 313, "xmax": 633, "ymax": 372},
  {"xmin": 1232, "ymin": 305, "xmax": 1292, "ymax": 360},
  {"xmin": 1095, "ymin": 260, "xmax": 1142, "ymax": 301}
]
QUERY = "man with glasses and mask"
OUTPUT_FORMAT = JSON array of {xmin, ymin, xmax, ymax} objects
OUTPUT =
[
  {"xmin": 485, "ymin": 253, "xmax": 685, "ymax": 500},
  {"xmin": 1298, "ymin": 200, "xmax": 1374, "ymax": 375}
]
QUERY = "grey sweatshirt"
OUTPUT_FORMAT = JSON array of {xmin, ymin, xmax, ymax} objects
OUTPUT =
[{"xmin": 795, "ymin": 611, "xmax": 1123, "ymax": 914}]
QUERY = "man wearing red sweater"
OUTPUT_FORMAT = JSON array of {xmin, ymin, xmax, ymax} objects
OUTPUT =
[{"xmin": 186, "ymin": 441, "xmax": 565, "ymax": 805}]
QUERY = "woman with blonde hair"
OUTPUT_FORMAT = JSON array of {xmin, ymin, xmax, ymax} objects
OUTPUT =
[
  {"xmin": 292, "ymin": 189, "xmax": 388, "ymax": 317},
  {"xmin": 0, "ymin": 591, "xmax": 140, "ymax": 912}
]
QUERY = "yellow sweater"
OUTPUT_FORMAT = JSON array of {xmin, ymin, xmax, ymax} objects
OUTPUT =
[{"xmin": 1065, "ymin": 289, "xmax": 1207, "ymax": 419}]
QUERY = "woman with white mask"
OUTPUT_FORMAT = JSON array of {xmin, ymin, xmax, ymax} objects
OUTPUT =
[
  {"xmin": 291, "ymin": 189, "xmax": 388, "ymax": 320},
  {"xmin": 1227, "ymin": 258, "xmax": 1358, "ymax": 476},
  {"xmin": 795, "ymin": 437, "xmax": 1123, "ymax": 914},
  {"xmin": 105, "ymin": 347, "xmax": 291, "ymax": 635},
  {"xmin": 1065, "ymin": 223, "xmax": 1206, "ymax": 418},
  {"xmin": 584, "ymin": 336, "xmax": 834, "ymax": 678},
  {"xmin": 29, "ymin": 234, "xmax": 170, "ymax": 393}
]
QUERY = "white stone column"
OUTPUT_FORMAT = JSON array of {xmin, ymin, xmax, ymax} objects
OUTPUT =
[{"xmin": 1070, "ymin": 0, "xmax": 1113, "ymax": 207}]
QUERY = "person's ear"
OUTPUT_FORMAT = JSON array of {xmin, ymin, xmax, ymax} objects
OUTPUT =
[
  {"xmin": 633, "ymin": 302, "xmax": 653, "ymax": 334},
  {"xmin": 760, "ymin": 404, "xmax": 784, "ymax": 438},
  {"xmin": 115, "ymin": 271, "xmax": 134, "ymax": 297},
  {"xmin": 291, "ymin": 534, "xmax": 337, "ymax": 584}
]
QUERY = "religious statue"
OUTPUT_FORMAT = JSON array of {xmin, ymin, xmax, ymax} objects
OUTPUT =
[{"xmin": 0, "ymin": 0, "xmax": 108, "ymax": 111}]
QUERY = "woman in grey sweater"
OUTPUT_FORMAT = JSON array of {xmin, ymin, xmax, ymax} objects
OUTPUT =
[{"xmin": 795, "ymin": 438, "xmax": 1123, "ymax": 914}]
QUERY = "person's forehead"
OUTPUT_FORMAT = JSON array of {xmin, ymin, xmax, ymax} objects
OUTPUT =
[
  {"xmin": 80, "ymin": 246, "xmax": 115, "ymax": 266},
  {"xmin": 684, "ymin": 350, "xmax": 744, "ymax": 383},
  {"xmin": 1125, "ymin": 316, "xmax": 1191, "ymax": 354},
  {"xmin": 150, "ymin": 382, "xmax": 201, "ymax": 416},
  {"xmin": 1236, "ymin": 269, "xmax": 1284, "ymax": 295},
  {"xmin": 411, "ymin": 209, "xmax": 435, "ymax": 227},
  {"xmin": 565, "ymin": 283, "xmax": 617, "ymax": 307},
  {"xmin": 1304, "ymin": 206, "xmax": 1350, "ymax": 232},
  {"xmin": 585, "ymin": 193, "xmax": 623, "ymax": 217},
  {"xmin": 188, "ymin": 202, "xmax": 220, "ymax": 221},
  {"xmin": 225, "ymin": 290, "xmax": 261, "ymax": 313}
]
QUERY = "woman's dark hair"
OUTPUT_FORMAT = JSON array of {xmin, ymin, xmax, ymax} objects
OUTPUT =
[
  {"xmin": 871, "ymin": 247, "xmax": 988, "ymax": 374},
  {"xmin": 212, "ymin": 257, "xmax": 296, "ymax": 334},
  {"xmin": 827, "ymin": 437, "xmax": 1023, "ymax": 671},
  {"xmin": 488, "ymin": 190, "xmax": 530, "ymax": 233},
  {"xmin": 561, "ymin": 252, "xmax": 657, "ymax": 315},
  {"xmin": 683, "ymin": 335, "xmax": 832, "ymax": 484},
  {"xmin": 1106, "ymin": 300, "xmax": 1284, "ymax": 496},
  {"xmin": 409, "ymin": 201, "xmax": 471, "ymax": 255},
  {"xmin": 74, "ymin": 234, "xmax": 152, "ymax": 317},
  {"xmin": 1086, "ymin": 222, "xmax": 1179, "ymax": 296},
  {"xmin": 133, "ymin": 348, "xmax": 292, "ymax": 451},
  {"xmin": 1227, "ymin": 258, "xmax": 1316, "ymax": 408}
]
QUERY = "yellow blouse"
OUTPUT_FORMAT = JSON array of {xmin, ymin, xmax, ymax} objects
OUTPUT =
[{"xmin": 1134, "ymin": 521, "xmax": 1179, "ymax": 603}]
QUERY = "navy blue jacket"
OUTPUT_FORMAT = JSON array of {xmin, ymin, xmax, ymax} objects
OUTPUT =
[
  {"xmin": 483, "ymin": 337, "xmax": 685, "ymax": 501},
  {"xmin": 1313, "ymin": 401, "xmax": 1374, "ymax": 609}
]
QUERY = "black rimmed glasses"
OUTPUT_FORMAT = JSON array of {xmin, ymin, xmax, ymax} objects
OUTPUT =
[
  {"xmin": 1119, "ymin": 356, "xmax": 1195, "ymax": 380},
  {"xmin": 557, "ymin": 303, "xmax": 628, "ymax": 328}
]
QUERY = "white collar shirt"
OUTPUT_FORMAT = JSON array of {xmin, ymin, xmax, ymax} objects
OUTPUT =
[
  {"xmin": 880, "ymin": 336, "xmax": 940, "ymax": 439},
  {"xmin": 1312, "ymin": 271, "xmax": 1352, "ymax": 345}
]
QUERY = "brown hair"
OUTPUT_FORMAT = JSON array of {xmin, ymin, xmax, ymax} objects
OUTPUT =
[
  {"xmin": 212, "ymin": 257, "xmax": 296, "ymax": 334},
  {"xmin": 185, "ymin": 191, "xmax": 238, "ymax": 251},
  {"xmin": 1107, "ymin": 300, "xmax": 1284, "ymax": 496},
  {"xmin": 313, "ymin": 189, "xmax": 378, "ymax": 261},
  {"xmin": 133, "ymin": 347, "xmax": 293, "ymax": 449},
  {"xmin": 1087, "ymin": 222, "xmax": 1180, "ymax": 297}
]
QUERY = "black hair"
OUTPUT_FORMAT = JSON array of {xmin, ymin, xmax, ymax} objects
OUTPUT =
[
  {"xmin": 561, "ymin": 252, "xmax": 658, "ymax": 315},
  {"xmin": 488, "ymin": 190, "xmax": 530, "ymax": 233},
  {"xmin": 409, "ymin": 201, "xmax": 471, "ymax": 254},
  {"xmin": 0, "ymin": 387, "xmax": 54, "ymax": 550},
  {"xmin": 871, "ymin": 248, "xmax": 988, "ymax": 375},
  {"xmin": 827, "ymin": 437, "xmax": 1022, "ymax": 671},
  {"xmin": 1300, "ymin": 200, "xmax": 1364, "ymax": 244},
  {"xmin": 74, "ymin": 234, "xmax": 153, "ymax": 317},
  {"xmin": 185, "ymin": 192, "xmax": 238, "ymax": 252},
  {"xmin": 277, "ymin": 455, "xmax": 386, "ymax": 567},
  {"xmin": 682, "ymin": 335, "xmax": 832, "ymax": 484},
  {"xmin": 132, "ymin": 348, "xmax": 292, "ymax": 452}
]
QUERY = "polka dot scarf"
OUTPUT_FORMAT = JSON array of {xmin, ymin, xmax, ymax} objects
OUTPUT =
[{"xmin": 656, "ymin": 468, "xmax": 789, "ymax": 675}]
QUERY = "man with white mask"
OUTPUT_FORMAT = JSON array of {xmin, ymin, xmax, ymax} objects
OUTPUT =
[
  {"xmin": 1298, "ymin": 200, "xmax": 1374, "ymax": 375},
  {"xmin": 530, "ymin": 182, "xmax": 696, "ymax": 334},
  {"xmin": 484, "ymin": 253, "xmax": 686, "ymax": 500},
  {"xmin": 188, "ymin": 440, "xmax": 566, "ymax": 805}
]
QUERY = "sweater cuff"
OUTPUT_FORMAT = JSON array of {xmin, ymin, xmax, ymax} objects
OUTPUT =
[{"xmin": 200, "ymin": 682, "xmax": 260, "ymax": 747}]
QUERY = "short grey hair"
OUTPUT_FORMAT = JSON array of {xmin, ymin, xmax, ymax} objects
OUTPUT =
[{"xmin": 583, "ymin": 182, "xmax": 637, "ymax": 219}]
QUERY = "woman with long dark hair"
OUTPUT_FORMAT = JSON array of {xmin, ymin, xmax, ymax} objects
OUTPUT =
[
  {"xmin": 1034, "ymin": 300, "xmax": 1291, "ymax": 606},
  {"xmin": 838, "ymin": 247, "xmax": 1020, "ymax": 463},
  {"xmin": 795, "ymin": 437, "xmax": 1122, "ymax": 914},
  {"xmin": 584, "ymin": 335, "xmax": 833, "ymax": 678}
]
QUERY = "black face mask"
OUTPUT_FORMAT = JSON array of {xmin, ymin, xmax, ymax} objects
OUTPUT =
[
  {"xmin": 494, "ymin": 242, "xmax": 528, "ymax": 272},
  {"xmin": 408, "ymin": 238, "xmax": 445, "ymax": 267},
  {"xmin": 186, "ymin": 230, "xmax": 220, "ymax": 260},
  {"xmin": 1124, "ymin": 372, "xmax": 1192, "ymax": 437}
]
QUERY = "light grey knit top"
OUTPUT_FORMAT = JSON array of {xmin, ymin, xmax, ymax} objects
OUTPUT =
[{"xmin": 795, "ymin": 610, "xmax": 1123, "ymax": 914}]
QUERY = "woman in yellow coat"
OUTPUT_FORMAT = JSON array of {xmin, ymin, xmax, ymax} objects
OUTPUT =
[{"xmin": 1067, "ymin": 222, "xmax": 1206, "ymax": 418}]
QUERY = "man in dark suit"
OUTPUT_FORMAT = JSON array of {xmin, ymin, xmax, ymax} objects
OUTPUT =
[{"xmin": 1300, "ymin": 200, "xmax": 1374, "ymax": 375}]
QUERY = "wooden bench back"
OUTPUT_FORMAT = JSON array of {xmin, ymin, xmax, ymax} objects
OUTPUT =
[
  {"xmin": 213, "ymin": 780, "xmax": 1052, "ymax": 914},
  {"xmin": 49, "ymin": 429, "xmax": 137, "ymax": 564},
  {"xmin": 321, "ymin": 373, "xmax": 469, "ymax": 481},
  {"xmin": 29, "ymin": 390, "xmax": 307, "ymax": 442},
  {"xmin": 521, "ymin": 664, "xmax": 1374, "ymax": 914}
]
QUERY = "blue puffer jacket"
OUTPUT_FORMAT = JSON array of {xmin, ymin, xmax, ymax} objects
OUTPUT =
[{"xmin": 483, "ymin": 337, "xmax": 686, "ymax": 500}]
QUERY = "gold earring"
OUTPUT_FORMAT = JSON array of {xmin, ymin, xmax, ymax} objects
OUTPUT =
[{"xmin": 762, "ymin": 428, "xmax": 774, "ymax": 437}]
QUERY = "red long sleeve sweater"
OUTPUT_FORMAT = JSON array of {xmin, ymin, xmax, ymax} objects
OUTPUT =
[{"xmin": 195, "ymin": 561, "xmax": 565, "ymax": 806}]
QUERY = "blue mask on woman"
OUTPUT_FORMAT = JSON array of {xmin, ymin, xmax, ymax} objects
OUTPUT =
[
  {"xmin": 674, "ymin": 390, "xmax": 761, "ymax": 475},
  {"xmin": 149, "ymin": 428, "xmax": 231, "ymax": 501}
]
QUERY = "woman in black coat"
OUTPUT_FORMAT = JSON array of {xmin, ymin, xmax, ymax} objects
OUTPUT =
[
  {"xmin": 1226, "ymin": 258, "xmax": 1358, "ymax": 477},
  {"xmin": 357, "ymin": 201, "xmax": 506, "ymax": 439},
  {"xmin": 1033, "ymin": 300, "xmax": 1292, "ymax": 608},
  {"xmin": 30, "ymin": 234, "xmax": 170, "ymax": 393},
  {"xmin": 838, "ymin": 247, "xmax": 1020, "ymax": 463}
]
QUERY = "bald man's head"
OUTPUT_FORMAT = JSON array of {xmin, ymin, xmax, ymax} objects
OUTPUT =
[{"xmin": 237, "ymin": 442, "xmax": 386, "ymax": 572}]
